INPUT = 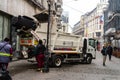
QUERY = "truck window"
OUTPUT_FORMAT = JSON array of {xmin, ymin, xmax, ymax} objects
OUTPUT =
[{"xmin": 89, "ymin": 39, "xmax": 95, "ymax": 48}]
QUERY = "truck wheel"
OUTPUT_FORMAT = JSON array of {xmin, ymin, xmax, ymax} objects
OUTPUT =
[
  {"xmin": 52, "ymin": 56, "xmax": 62, "ymax": 67},
  {"xmin": 86, "ymin": 55, "xmax": 92, "ymax": 64}
]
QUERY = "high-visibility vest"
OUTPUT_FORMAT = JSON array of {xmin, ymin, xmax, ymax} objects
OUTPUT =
[{"xmin": 0, "ymin": 52, "xmax": 13, "ymax": 57}]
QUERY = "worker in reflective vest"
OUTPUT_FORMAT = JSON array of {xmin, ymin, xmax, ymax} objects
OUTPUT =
[{"xmin": 0, "ymin": 38, "xmax": 13, "ymax": 69}]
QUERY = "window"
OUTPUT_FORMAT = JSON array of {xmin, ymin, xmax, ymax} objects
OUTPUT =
[
  {"xmin": 0, "ymin": 13, "xmax": 11, "ymax": 41},
  {"xmin": 96, "ymin": 32, "xmax": 101, "ymax": 37},
  {"xmin": 89, "ymin": 39, "xmax": 95, "ymax": 48},
  {"xmin": 99, "ymin": 25, "xmax": 101, "ymax": 29}
]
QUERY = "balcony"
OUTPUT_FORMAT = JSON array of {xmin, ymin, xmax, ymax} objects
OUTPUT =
[
  {"xmin": 56, "ymin": 12, "xmax": 61, "ymax": 17},
  {"xmin": 57, "ymin": 8, "xmax": 63, "ymax": 13},
  {"xmin": 56, "ymin": 2, "xmax": 62, "ymax": 8}
]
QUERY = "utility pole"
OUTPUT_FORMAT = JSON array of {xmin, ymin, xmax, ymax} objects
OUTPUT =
[{"xmin": 42, "ymin": 0, "xmax": 51, "ymax": 73}]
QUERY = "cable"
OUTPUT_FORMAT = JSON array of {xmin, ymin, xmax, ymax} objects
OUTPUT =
[
  {"xmin": 64, "ymin": 0, "xmax": 78, "ymax": 3},
  {"xmin": 63, "ymin": 4, "xmax": 84, "ymax": 14}
]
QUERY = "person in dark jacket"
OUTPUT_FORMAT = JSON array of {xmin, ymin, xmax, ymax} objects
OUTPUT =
[
  {"xmin": 35, "ymin": 40, "xmax": 46, "ymax": 72},
  {"xmin": 101, "ymin": 44, "xmax": 107, "ymax": 66},
  {"xmin": 107, "ymin": 43, "xmax": 113, "ymax": 61},
  {"xmin": 0, "ymin": 38, "xmax": 12, "ymax": 70}
]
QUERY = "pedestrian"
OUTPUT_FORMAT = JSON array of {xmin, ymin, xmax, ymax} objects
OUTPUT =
[
  {"xmin": 35, "ymin": 39, "xmax": 46, "ymax": 72},
  {"xmin": 107, "ymin": 43, "xmax": 113, "ymax": 61},
  {"xmin": 101, "ymin": 43, "xmax": 107, "ymax": 66},
  {"xmin": 0, "ymin": 38, "xmax": 13, "ymax": 70}
]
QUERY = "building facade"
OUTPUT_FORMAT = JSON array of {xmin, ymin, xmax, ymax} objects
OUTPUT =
[
  {"xmin": 73, "ymin": 0, "xmax": 108, "ymax": 47},
  {"xmin": 73, "ymin": 21, "xmax": 81, "ymax": 35},
  {"xmin": 104, "ymin": 0, "xmax": 120, "ymax": 49}
]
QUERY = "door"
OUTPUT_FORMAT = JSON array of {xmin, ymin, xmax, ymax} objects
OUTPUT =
[{"xmin": 88, "ymin": 38, "xmax": 96, "ymax": 59}]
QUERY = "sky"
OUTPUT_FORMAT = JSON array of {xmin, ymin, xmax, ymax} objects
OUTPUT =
[{"xmin": 62, "ymin": 0, "xmax": 100, "ymax": 31}]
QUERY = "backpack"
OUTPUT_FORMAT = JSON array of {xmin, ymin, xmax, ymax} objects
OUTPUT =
[{"xmin": 101, "ymin": 48, "xmax": 106, "ymax": 55}]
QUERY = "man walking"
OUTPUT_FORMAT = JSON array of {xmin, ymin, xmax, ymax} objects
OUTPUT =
[
  {"xmin": 101, "ymin": 43, "xmax": 107, "ymax": 66},
  {"xmin": 0, "ymin": 38, "xmax": 13, "ymax": 69},
  {"xmin": 107, "ymin": 43, "xmax": 113, "ymax": 61}
]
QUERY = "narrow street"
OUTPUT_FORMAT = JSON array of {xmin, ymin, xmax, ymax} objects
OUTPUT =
[{"xmin": 8, "ymin": 51, "xmax": 120, "ymax": 80}]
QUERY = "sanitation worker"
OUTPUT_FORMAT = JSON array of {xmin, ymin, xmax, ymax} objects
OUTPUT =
[
  {"xmin": 35, "ymin": 39, "xmax": 46, "ymax": 72},
  {"xmin": 0, "ymin": 38, "xmax": 13, "ymax": 70}
]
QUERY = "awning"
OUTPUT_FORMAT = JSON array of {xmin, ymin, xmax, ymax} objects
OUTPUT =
[
  {"xmin": 33, "ymin": 10, "xmax": 49, "ymax": 23},
  {"xmin": 105, "ymin": 28, "xmax": 116, "ymax": 36}
]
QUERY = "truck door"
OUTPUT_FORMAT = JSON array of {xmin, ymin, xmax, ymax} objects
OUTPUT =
[
  {"xmin": 82, "ymin": 39, "xmax": 87, "ymax": 54},
  {"xmin": 88, "ymin": 38, "xmax": 96, "ymax": 59}
]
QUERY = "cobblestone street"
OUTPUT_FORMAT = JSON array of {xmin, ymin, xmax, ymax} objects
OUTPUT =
[{"xmin": 9, "ymin": 51, "xmax": 120, "ymax": 80}]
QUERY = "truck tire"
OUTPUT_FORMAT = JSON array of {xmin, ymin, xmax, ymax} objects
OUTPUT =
[
  {"xmin": 52, "ymin": 55, "xmax": 62, "ymax": 67},
  {"xmin": 86, "ymin": 55, "xmax": 92, "ymax": 64}
]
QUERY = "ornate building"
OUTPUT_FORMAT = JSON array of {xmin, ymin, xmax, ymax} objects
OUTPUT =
[
  {"xmin": 73, "ymin": 0, "xmax": 108, "ymax": 47},
  {"xmin": 104, "ymin": 0, "xmax": 120, "ymax": 49}
]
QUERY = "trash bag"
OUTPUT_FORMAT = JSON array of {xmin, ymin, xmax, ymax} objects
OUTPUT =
[
  {"xmin": 0, "ymin": 70, "xmax": 12, "ymax": 80},
  {"xmin": 0, "ymin": 64, "xmax": 12, "ymax": 80}
]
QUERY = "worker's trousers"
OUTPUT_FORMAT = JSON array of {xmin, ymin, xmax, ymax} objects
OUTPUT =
[{"xmin": 35, "ymin": 54, "xmax": 44, "ymax": 68}]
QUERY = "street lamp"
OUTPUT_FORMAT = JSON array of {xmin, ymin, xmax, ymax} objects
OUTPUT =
[{"xmin": 42, "ymin": 0, "xmax": 52, "ymax": 73}]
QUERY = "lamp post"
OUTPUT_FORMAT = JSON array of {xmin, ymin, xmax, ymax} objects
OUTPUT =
[{"xmin": 42, "ymin": 0, "xmax": 51, "ymax": 73}]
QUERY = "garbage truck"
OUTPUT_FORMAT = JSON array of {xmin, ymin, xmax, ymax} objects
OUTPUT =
[
  {"xmin": 23, "ymin": 30, "xmax": 97, "ymax": 67},
  {"xmin": 12, "ymin": 16, "xmax": 97, "ymax": 67}
]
